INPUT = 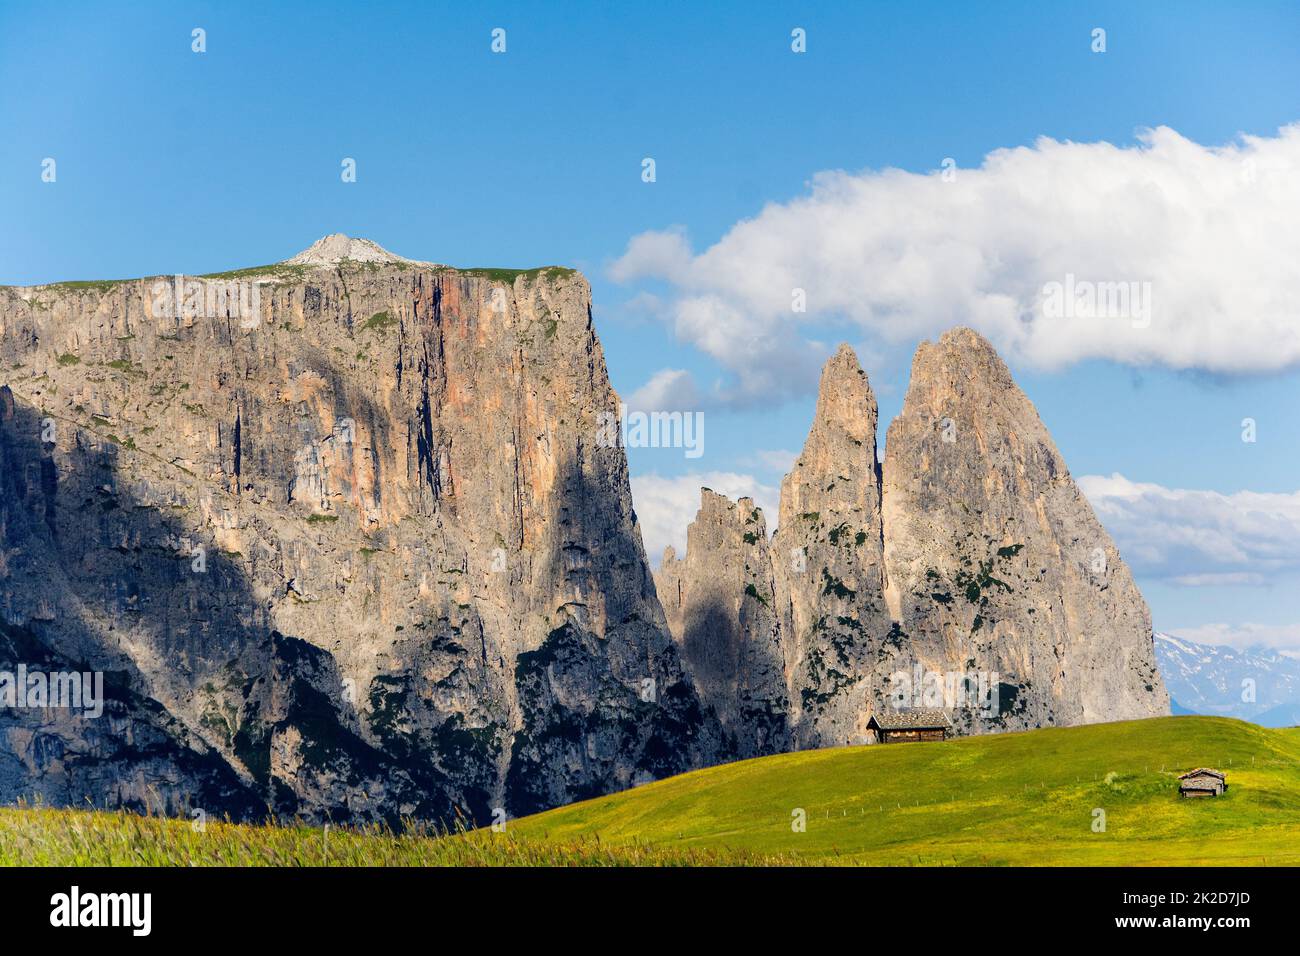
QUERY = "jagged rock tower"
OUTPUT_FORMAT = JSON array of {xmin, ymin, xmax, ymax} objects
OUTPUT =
[
  {"xmin": 769, "ymin": 345, "xmax": 894, "ymax": 747},
  {"xmin": 881, "ymin": 328, "xmax": 1167, "ymax": 729},
  {"xmin": 656, "ymin": 330, "xmax": 1168, "ymax": 751}
]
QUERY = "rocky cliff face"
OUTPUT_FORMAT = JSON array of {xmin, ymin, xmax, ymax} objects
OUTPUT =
[
  {"xmin": 0, "ymin": 235, "xmax": 719, "ymax": 824},
  {"xmin": 656, "ymin": 331, "xmax": 1168, "ymax": 750}
]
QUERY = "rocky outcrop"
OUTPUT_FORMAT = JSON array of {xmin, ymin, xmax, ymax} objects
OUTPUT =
[
  {"xmin": 656, "ymin": 332, "xmax": 1168, "ymax": 749},
  {"xmin": 0, "ymin": 237, "xmax": 720, "ymax": 824},
  {"xmin": 653, "ymin": 491, "xmax": 789, "ymax": 757},
  {"xmin": 284, "ymin": 233, "xmax": 437, "ymax": 268}
]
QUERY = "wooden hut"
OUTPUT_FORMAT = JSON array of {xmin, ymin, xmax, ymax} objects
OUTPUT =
[
  {"xmin": 865, "ymin": 709, "xmax": 950, "ymax": 744},
  {"xmin": 1178, "ymin": 768, "xmax": 1227, "ymax": 798}
]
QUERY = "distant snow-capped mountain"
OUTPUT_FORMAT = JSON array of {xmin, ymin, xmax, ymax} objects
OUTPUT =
[{"xmin": 1154, "ymin": 632, "xmax": 1300, "ymax": 727}]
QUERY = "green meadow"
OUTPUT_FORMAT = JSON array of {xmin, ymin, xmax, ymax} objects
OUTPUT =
[
  {"xmin": 1, "ymin": 716, "xmax": 1294, "ymax": 866},
  {"xmin": 512, "ymin": 715, "xmax": 1300, "ymax": 865}
]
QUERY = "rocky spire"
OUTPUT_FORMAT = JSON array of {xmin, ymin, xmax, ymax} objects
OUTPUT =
[
  {"xmin": 771, "ymin": 345, "xmax": 892, "ymax": 747},
  {"xmin": 668, "ymin": 330, "xmax": 1168, "ymax": 747},
  {"xmin": 776, "ymin": 343, "xmax": 881, "ymax": 530},
  {"xmin": 881, "ymin": 327, "xmax": 1168, "ymax": 728}
]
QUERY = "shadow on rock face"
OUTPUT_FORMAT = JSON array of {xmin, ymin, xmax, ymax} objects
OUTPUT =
[
  {"xmin": 0, "ymin": 386, "xmax": 494, "ymax": 827},
  {"xmin": 0, "ymin": 387, "xmax": 266, "ymax": 818},
  {"xmin": 503, "ymin": 456, "xmax": 725, "ymax": 818},
  {"xmin": 0, "ymin": 385, "xmax": 728, "ymax": 828}
]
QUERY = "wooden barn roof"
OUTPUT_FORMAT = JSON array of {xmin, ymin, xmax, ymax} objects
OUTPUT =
[
  {"xmin": 1178, "ymin": 768, "xmax": 1226, "ymax": 780},
  {"xmin": 868, "ymin": 709, "xmax": 951, "ymax": 730}
]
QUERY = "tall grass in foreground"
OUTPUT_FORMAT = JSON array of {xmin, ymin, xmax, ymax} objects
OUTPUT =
[{"xmin": 0, "ymin": 806, "xmax": 789, "ymax": 867}]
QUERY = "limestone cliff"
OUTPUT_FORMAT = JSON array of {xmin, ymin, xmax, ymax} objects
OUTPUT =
[
  {"xmin": 0, "ymin": 235, "xmax": 720, "ymax": 823},
  {"xmin": 0, "ymin": 235, "xmax": 1167, "ymax": 823}
]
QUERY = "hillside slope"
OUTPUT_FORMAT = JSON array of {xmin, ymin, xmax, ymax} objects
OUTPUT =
[
  {"xmin": 0, "ymin": 805, "xmax": 786, "ymax": 866},
  {"xmin": 511, "ymin": 716, "xmax": 1300, "ymax": 865}
]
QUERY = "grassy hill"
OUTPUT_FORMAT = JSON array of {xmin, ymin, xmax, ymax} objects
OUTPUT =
[
  {"xmin": 511, "ymin": 715, "xmax": 1300, "ymax": 865},
  {"xmin": 0, "ymin": 716, "xmax": 1295, "ymax": 865}
]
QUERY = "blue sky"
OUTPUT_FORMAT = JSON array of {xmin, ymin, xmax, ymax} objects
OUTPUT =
[{"xmin": 2, "ymin": 1, "xmax": 1298, "ymax": 650}]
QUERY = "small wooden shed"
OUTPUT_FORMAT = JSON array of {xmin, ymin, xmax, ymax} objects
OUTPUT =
[
  {"xmin": 1178, "ymin": 768, "xmax": 1227, "ymax": 798},
  {"xmin": 865, "ymin": 709, "xmax": 950, "ymax": 744}
]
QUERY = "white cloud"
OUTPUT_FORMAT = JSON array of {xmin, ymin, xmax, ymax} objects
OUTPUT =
[
  {"xmin": 612, "ymin": 125, "xmax": 1300, "ymax": 395},
  {"xmin": 1167, "ymin": 622, "xmax": 1300, "ymax": 658},
  {"xmin": 608, "ymin": 227, "xmax": 694, "ymax": 284},
  {"xmin": 1078, "ymin": 473, "xmax": 1300, "ymax": 584},
  {"xmin": 631, "ymin": 471, "xmax": 779, "ymax": 566},
  {"xmin": 1168, "ymin": 572, "xmax": 1266, "ymax": 588},
  {"xmin": 603, "ymin": 290, "xmax": 667, "ymax": 327},
  {"xmin": 624, "ymin": 368, "xmax": 701, "ymax": 413}
]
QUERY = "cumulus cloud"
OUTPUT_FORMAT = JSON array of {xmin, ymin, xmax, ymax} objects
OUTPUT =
[
  {"xmin": 608, "ymin": 227, "xmax": 694, "ymax": 284},
  {"xmin": 611, "ymin": 125, "xmax": 1300, "ymax": 396},
  {"xmin": 630, "ymin": 471, "xmax": 779, "ymax": 566},
  {"xmin": 1078, "ymin": 473, "xmax": 1300, "ymax": 585}
]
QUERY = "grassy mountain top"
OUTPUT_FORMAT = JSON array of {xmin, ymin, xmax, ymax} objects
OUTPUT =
[
  {"xmin": 1, "ymin": 717, "xmax": 1294, "ymax": 866},
  {"xmin": 452, "ymin": 265, "xmax": 578, "ymax": 283},
  {"xmin": 5, "ymin": 261, "xmax": 579, "ymax": 290}
]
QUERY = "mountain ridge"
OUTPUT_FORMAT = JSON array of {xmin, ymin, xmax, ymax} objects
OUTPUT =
[
  {"xmin": 1155, "ymin": 631, "xmax": 1300, "ymax": 727},
  {"xmin": 0, "ymin": 237, "xmax": 1170, "ymax": 826}
]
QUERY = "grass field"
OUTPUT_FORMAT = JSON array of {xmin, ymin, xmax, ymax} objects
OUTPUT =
[
  {"xmin": 0, "ymin": 807, "xmax": 786, "ymax": 866},
  {"xmin": 511, "ymin": 715, "xmax": 1300, "ymax": 865},
  {"xmin": 1, "ymin": 716, "xmax": 1295, "ymax": 866}
]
